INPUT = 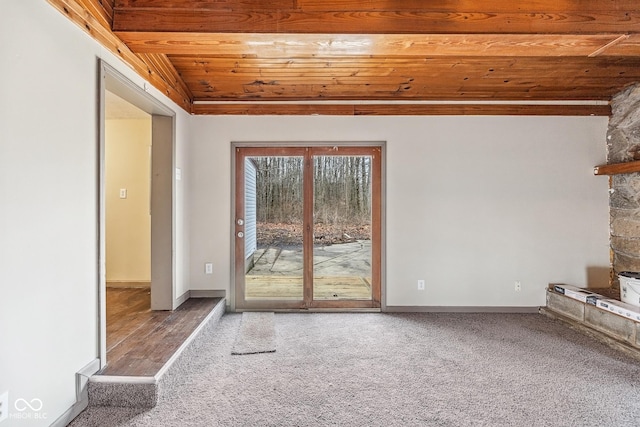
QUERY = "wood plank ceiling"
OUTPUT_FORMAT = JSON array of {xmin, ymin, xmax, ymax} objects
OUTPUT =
[{"xmin": 50, "ymin": 0, "xmax": 640, "ymax": 115}]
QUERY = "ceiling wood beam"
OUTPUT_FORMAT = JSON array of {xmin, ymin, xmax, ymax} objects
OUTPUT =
[
  {"xmin": 295, "ymin": 0, "xmax": 640, "ymax": 13},
  {"xmin": 47, "ymin": 0, "xmax": 640, "ymax": 115},
  {"xmin": 47, "ymin": 0, "xmax": 192, "ymax": 112},
  {"xmin": 117, "ymin": 33, "xmax": 630, "ymax": 58},
  {"xmin": 76, "ymin": 0, "xmax": 112, "ymax": 29},
  {"xmin": 186, "ymin": 90, "xmax": 627, "ymax": 103},
  {"xmin": 137, "ymin": 52, "xmax": 194, "ymax": 100},
  {"xmin": 192, "ymin": 103, "xmax": 611, "ymax": 116},
  {"xmin": 114, "ymin": 0, "xmax": 640, "ymax": 14},
  {"xmin": 47, "ymin": 0, "xmax": 192, "ymax": 111},
  {"xmin": 167, "ymin": 55, "xmax": 640, "ymax": 73},
  {"xmin": 113, "ymin": 9, "xmax": 640, "ymax": 34},
  {"xmin": 115, "ymin": 0, "xmax": 295, "ymax": 9},
  {"xmin": 101, "ymin": 0, "xmax": 114, "ymax": 20},
  {"xmin": 170, "ymin": 55, "xmax": 640, "ymax": 102}
]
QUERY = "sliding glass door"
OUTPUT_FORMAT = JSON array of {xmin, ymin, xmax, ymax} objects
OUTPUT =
[{"xmin": 235, "ymin": 146, "xmax": 381, "ymax": 310}]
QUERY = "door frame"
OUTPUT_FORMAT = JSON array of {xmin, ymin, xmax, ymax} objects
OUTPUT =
[
  {"xmin": 231, "ymin": 142, "xmax": 385, "ymax": 312},
  {"xmin": 98, "ymin": 60, "xmax": 176, "ymax": 368}
]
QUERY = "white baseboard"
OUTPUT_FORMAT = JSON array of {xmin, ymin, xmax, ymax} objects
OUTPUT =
[
  {"xmin": 106, "ymin": 281, "xmax": 151, "ymax": 288},
  {"xmin": 50, "ymin": 358, "xmax": 100, "ymax": 427},
  {"xmin": 175, "ymin": 290, "xmax": 225, "ymax": 309},
  {"xmin": 175, "ymin": 290, "xmax": 191, "ymax": 308},
  {"xmin": 190, "ymin": 290, "xmax": 226, "ymax": 298},
  {"xmin": 384, "ymin": 306, "xmax": 540, "ymax": 313}
]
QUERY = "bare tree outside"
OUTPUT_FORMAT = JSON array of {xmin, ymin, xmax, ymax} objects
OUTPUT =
[{"xmin": 252, "ymin": 156, "xmax": 372, "ymax": 247}]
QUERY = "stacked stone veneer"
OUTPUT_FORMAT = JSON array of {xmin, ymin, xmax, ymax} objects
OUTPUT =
[{"xmin": 608, "ymin": 84, "xmax": 640, "ymax": 289}]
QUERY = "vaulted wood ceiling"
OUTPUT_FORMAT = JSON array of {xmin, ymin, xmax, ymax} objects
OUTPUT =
[{"xmin": 50, "ymin": 0, "xmax": 640, "ymax": 115}]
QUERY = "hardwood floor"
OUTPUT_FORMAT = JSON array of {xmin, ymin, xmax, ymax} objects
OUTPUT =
[{"xmin": 100, "ymin": 287, "xmax": 221, "ymax": 377}]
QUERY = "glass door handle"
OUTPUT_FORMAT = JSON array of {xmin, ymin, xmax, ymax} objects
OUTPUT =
[{"xmin": 237, "ymin": 231, "xmax": 244, "ymax": 238}]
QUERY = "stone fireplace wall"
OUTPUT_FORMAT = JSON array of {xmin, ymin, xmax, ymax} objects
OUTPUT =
[{"xmin": 608, "ymin": 84, "xmax": 640, "ymax": 289}]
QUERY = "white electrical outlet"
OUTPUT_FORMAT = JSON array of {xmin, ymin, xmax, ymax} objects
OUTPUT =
[
  {"xmin": 119, "ymin": 188, "xmax": 127, "ymax": 199},
  {"xmin": 515, "ymin": 281, "xmax": 522, "ymax": 292},
  {"xmin": 418, "ymin": 280, "xmax": 425, "ymax": 290},
  {"xmin": 205, "ymin": 263, "xmax": 213, "ymax": 274}
]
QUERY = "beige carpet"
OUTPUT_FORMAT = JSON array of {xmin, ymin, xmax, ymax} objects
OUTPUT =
[{"xmin": 70, "ymin": 312, "xmax": 640, "ymax": 426}]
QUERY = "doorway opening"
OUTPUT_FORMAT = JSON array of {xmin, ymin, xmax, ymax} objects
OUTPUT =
[
  {"xmin": 234, "ymin": 145, "xmax": 382, "ymax": 310},
  {"xmin": 104, "ymin": 90, "xmax": 152, "ymax": 360},
  {"xmin": 99, "ymin": 61, "xmax": 176, "ymax": 368}
]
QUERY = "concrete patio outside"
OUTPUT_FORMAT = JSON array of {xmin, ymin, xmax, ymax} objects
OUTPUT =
[{"xmin": 245, "ymin": 240, "xmax": 372, "ymax": 300}]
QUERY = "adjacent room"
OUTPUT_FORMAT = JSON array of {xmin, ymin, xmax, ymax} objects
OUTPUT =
[{"xmin": 3, "ymin": 1, "xmax": 640, "ymax": 426}]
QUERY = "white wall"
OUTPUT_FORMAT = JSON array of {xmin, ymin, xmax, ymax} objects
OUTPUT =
[
  {"xmin": 188, "ymin": 116, "xmax": 610, "ymax": 307},
  {"xmin": 0, "ymin": 1, "xmax": 190, "ymax": 425},
  {"xmin": 0, "ymin": 0, "xmax": 612, "ymax": 424},
  {"xmin": 106, "ymin": 119, "xmax": 152, "ymax": 283},
  {"xmin": 175, "ymin": 110, "xmax": 191, "ymax": 301}
]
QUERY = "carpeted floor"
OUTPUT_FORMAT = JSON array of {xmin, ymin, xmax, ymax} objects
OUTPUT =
[{"xmin": 70, "ymin": 312, "xmax": 640, "ymax": 426}]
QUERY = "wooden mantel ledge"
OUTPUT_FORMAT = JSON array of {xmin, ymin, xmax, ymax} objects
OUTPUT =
[{"xmin": 594, "ymin": 161, "xmax": 640, "ymax": 176}]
